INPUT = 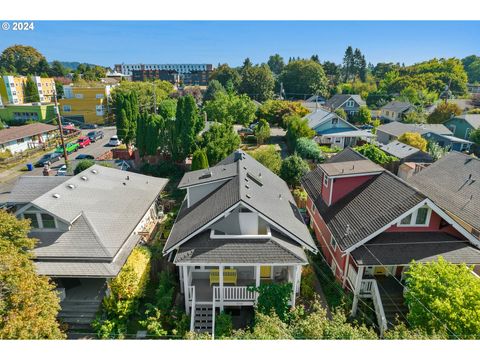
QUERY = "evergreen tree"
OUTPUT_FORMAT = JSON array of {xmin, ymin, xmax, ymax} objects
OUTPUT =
[
  {"xmin": 342, "ymin": 46, "xmax": 355, "ymax": 82},
  {"xmin": 191, "ymin": 148, "xmax": 209, "ymax": 171},
  {"xmin": 24, "ymin": 76, "xmax": 40, "ymax": 103},
  {"xmin": 267, "ymin": 54, "xmax": 285, "ymax": 75}
]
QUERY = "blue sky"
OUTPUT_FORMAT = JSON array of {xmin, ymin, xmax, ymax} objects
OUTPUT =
[{"xmin": 0, "ymin": 21, "xmax": 479, "ymax": 67}]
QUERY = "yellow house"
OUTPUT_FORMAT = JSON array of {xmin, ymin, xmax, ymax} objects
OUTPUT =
[
  {"xmin": 60, "ymin": 85, "xmax": 111, "ymax": 124},
  {"xmin": 0, "ymin": 75, "xmax": 56, "ymax": 104}
]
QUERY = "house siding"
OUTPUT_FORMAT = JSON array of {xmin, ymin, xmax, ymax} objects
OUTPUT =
[
  {"xmin": 444, "ymin": 118, "xmax": 474, "ymax": 140},
  {"xmin": 330, "ymin": 175, "xmax": 376, "ymax": 205}
]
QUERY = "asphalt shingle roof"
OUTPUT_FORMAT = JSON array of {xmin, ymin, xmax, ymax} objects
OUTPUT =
[
  {"xmin": 376, "ymin": 122, "xmax": 453, "ymax": 138},
  {"xmin": 408, "ymin": 152, "xmax": 480, "ymax": 231},
  {"xmin": 324, "ymin": 94, "xmax": 365, "ymax": 109},
  {"xmin": 458, "ymin": 114, "xmax": 480, "ymax": 129},
  {"xmin": 174, "ymin": 230, "xmax": 307, "ymax": 264},
  {"xmin": 326, "ymin": 147, "xmax": 367, "ymax": 163},
  {"xmin": 319, "ymin": 159, "xmax": 384, "ymax": 177},
  {"xmin": 164, "ymin": 150, "xmax": 316, "ymax": 254},
  {"xmin": 0, "ymin": 123, "xmax": 57, "ymax": 145},
  {"xmin": 7, "ymin": 176, "xmax": 68, "ymax": 204},
  {"xmin": 380, "ymin": 101, "xmax": 413, "ymax": 113},
  {"xmin": 351, "ymin": 232, "xmax": 480, "ymax": 265},
  {"xmin": 379, "ymin": 141, "xmax": 420, "ymax": 159}
]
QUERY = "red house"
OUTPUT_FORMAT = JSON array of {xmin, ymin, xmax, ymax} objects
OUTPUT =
[{"xmin": 301, "ymin": 148, "xmax": 480, "ymax": 334}]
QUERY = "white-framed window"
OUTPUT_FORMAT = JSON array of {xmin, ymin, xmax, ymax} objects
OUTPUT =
[
  {"xmin": 346, "ymin": 100, "xmax": 355, "ymax": 108},
  {"xmin": 466, "ymin": 128, "xmax": 472, "ymax": 139},
  {"xmin": 323, "ymin": 175, "xmax": 329, "ymax": 187},
  {"xmin": 332, "ymin": 118, "xmax": 338, "ymax": 125},
  {"xmin": 330, "ymin": 237, "xmax": 337, "ymax": 251},
  {"xmin": 96, "ymin": 105, "xmax": 105, "ymax": 116},
  {"xmin": 75, "ymin": 93, "xmax": 84, "ymax": 99},
  {"xmin": 96, "ymin": 94, "xmax": 104, "ymax": 99},
  {"xmin": 448, "ymin": 124, "xmax": 456, "ymax": 134},
  {"xmin": 398, "ymin": 206, "xmax": 432, "ymax": 227},
  {"xmin": 63, "ymin": 105, "xmax": 72, "ymax": 112},
  {"xmin": 311, "ymin": 202, "xmax": 316, "ymax": 214},
  {"xmin": 331, "ymin": 259, "xmax": 337, "ymax": 274},
  {"xmin": 22, "ymin": 212, "xmax": 57, "ymax": 229}
]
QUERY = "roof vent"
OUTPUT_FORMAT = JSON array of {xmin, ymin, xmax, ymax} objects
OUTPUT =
[
  {"xmin": 126, "ymin": 175, "xmax": 130, "ymax": 180},
  {"xmin": 234, "ymin": 150, "xmax": 243, "ymax": 162},
  {"xmin": 247, "ymin": 172, "xmax": 263, "ymax": 186},
  {"xmin": 52, "ymin": 193, "xmax": 60, "ymax": 199},
  {"xmin": 81, "ymin": 176, "xmax": 87, "ymax": 181},
  {"xmin": 344, "ymin": 224, "xmax": 351, "ymax": 237},
  {"xmin": 279, "ymin": 194, "xmax": 283, "ymax": 200},
  {"xmin": 246, "ymin": 194, "xmax": 251, "ymax": 199},
  {"xmin": 245, "ymin": 184, "xmax": 250, "ymax": 189},
  {"xmin": 91, "ymin": 169, "xmax": 98, "ymax": 174},
  {"xmin": 67, "ymin": 184, "xmax": 75, "ymax": 189},
  {"xmin": 199, "ymin": 168, "xmax": 212, "ymax": 179}
]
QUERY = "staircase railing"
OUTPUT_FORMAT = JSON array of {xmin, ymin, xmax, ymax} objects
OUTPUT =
[
  {"xmin": 359, "ymin": 279, "xmax": 388, "ymax": 336},
  {"xmin": 188, "ymin": 286, "xmax": 196, "ymax": 332},
  {"xmin": 211, "ymin": 288, "xmax": 216, "ymax": 340}
]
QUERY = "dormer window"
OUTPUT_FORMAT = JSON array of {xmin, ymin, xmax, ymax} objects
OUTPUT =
[
  {"xmin": 399, "ymin": 206, "xmax": 431, "ymax": 227},
  {"xmin": 323, "ymin": 175, "xmax": 329, "ymax": 187},
  {"xmin": 23, "ymin": 213, "xmax": 39, "ymax": 228}
]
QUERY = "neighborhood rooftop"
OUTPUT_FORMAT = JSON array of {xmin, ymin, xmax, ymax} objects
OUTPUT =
[
  {"xmin": 376, "ymin": 122, "xmax": 453, "ymax": 137},
  {"xmin": 324, "ymin": 94, "xmax": 365, "ymax": 109},
  {"xmin": 0, "ymin": 123, "xmax": 57, "ymax": 145},
  {"xmin": 379, "ymin": 140, "xmax": 420, "ymax": 159},
  {"xmin": 380, "ymin": 101, "xmax": 413, "ymax": 113},
  {"xmin": 319, "ymin": 159, "xmax": 384, "ymax": 177}
]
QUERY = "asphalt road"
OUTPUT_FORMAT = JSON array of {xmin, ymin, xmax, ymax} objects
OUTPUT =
[{"xmin": 0, "ymin": 126, "xmax": 116, "ymax": 202}]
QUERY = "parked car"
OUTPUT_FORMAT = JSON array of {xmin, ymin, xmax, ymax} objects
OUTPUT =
[
  {"xmin": 108, "ymin": 135, "xmax": 121, "ymax": 147},
  {"xmin": 77, "ymin": 136, "xmax": 91, "ymax": 148},
  {"xmin": 79, "ymin": 123, "xmax": 98, "ymax": 130},
  {"xmin": 56, "ymin": 165, "xmax": 68, "ymax": 176},
  {"xmin": 35, "ymin": 152, "xmax": 61, "ymax": 167},
  {"xmin": 248, "ymin": 121, "xmax": 259, "ymax": 130},
  {"xmin": 55, "ymin": 142, "xmax": 79, "ymax": 155},
  {"xmin": 87, "ymin": 130, "xmax": 104, "ymax": 142},
  {"xmin": 75, "ymin": 154, "xmax": 95, "ymax": 160}
]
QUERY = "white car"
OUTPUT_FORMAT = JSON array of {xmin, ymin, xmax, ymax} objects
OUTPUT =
[
  {"xmin": 56, "ymin": 165, "xmax": 68, "ymax": 176},
  {"xmin": 108, "ymin": 135, "xmax": 121, "ymax": 147}
]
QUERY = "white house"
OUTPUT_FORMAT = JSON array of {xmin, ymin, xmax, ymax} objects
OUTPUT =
[{"xmin": 0, "ymin": 123, "xmax": 57, "ymax": 154}]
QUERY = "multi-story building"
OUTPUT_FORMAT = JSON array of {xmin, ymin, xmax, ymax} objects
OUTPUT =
[
  {"xmin": 0, "ymin": 103, "xmax": 56, "ymax": 124},
  {"xmin": 131, "ymin": 69, "xmax": 180, "ymax": 85},
  {"xmin": 0, "ymin": 76, "xmax": 56, "ymax": 105},
  {"xmin": 115, "ymin": 63, "xmax": 213, "ymax": 76},
  {"xmin": 59, "ymin": 85, "xmax": 111, "ymax": 124}
]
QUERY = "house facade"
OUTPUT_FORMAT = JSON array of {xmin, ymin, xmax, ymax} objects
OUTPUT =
[
  {"xmin": 324, "ymin": 94, "xmax": 366, "ymax": 118},
  {"xmin": 163, "ymin": 150, "xmax": 317, "ymax": 334},
  {"xmin": 379, "ymin": 101, "xmax": 414, "ymax": 122},
  {"xmin": 5, "ymin": 166, "xmax": 168, "ymax": 327},
  {"xmin": 60, "ymin": 85, "xmax": 112, "ymax": 124},
  {"xmin": 305, "ymin": 108, "xmax": 375, "ymax": 149},
  {"xmin": 0, "ymin": 123, "xmax": 57, "ymax": 154},
  {"xmin": 301, "ymin": 148, "xmax": 480, "ymax": 334},
  {"xmin": 444, "ymin": 114, "xmax": 480, "ymax": 141}
]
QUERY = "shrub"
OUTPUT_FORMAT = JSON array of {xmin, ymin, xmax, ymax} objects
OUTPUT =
[
  {"xmin": 74, "ymin": 159, "xmax": 95, "ymax": 174},
  {"xmin": 398, "ymin": 132, "xmax": 428, "ymax": 151},
  {"xmin": 0, "ymin": 149, "xmax": 12, "ymax": 160},
  {"xmin": 355, "ymin": 143, "xmax": 397, "ymax": 165},
  {"xmin": 300, "ymin": 266, "xmax": 316, "ymax": 301},
  {"xmin": 191, "ymin": 148, "xmax": 209, "ymax": 171},
  {"xmin": 249, "ymin": 283, "xmax": 293, "ymax": 321},
  {"xmin": 279, "ymin": 154, "xmax": 310, "ymax": 187},
  {"xmin": 139, "ymin": 305, "xmax": 167, "ymax": 338},
  {"xmin": 295, "ymin": 137, "xmax": 324, "ymax": 162},
  {"xmin": 245, "ymin": 134, "xmax": 257, "ymax": 144},
  {"xmin": 214, "ymin": 312, "xmax": 233, "ymax": 338},
  {"xmin": 247, "ymin": 145, "xmax": 282, "ymax": 174}
]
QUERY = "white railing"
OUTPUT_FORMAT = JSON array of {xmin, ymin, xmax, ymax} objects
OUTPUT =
[
  {"xmin": 211, "ymin": 288, "xmax": 216, "ymax": 340},
  {"xmin": 346, "ymin": 266, "xmax": 358, "ymax": 288},
  {"xmin": 360, "ymin": 279, "xmax": 374, "ymax": 296},
  {"xmin": 371, "ymin": 280, "xmax": 388, "ymax": 336},
  {"xmin": 188, "ymin": 286, "xmax": 196, "ymax": 332},
  {"xmin": 213, "ymin": 286, "xmax": 256, "ymax": 302}
]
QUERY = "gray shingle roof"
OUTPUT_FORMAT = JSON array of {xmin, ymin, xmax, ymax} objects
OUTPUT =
[
  {"xmin": 7, "ymin": 176, "xmax": 68, "ymax": 204},
  {"xmin": 178, "ymin": 162, "xmax": 237, "ymax": 188},
  {"xmin": 379, "ymin": 141, "xmax": 420, "ymax": 159},
  {"xmin": 304, "ymin": 170, "xmax": 426, "ymax": 250},
  {"xmin": 324, "ymin": 94, "xmax": 365, "ymax": 109},
  {"xmin": 351, "ymin": 232, "xmax": 480, "ymax": 265},
  {"xmin": 164, "ymin": 150, "xmax": 316, "ymax": 254},
  {"xmin": 174, "ymin": 230, "xmax": 307, "ymax": 264},
  {"xmin": 408, "ymin": 152, "xmax": 480, "ymax": 231},
  {"xmin": 458, "ymin": 114, "xmax": 480, "ymax": 129},
  {"xmin": 376, "ymin": 122, "xmax": 453, "ymax": 138},
  {"xmin": 319, "ymin": 159, "xmax": 384, "ymax": 177},
  {"xmin": 380, "ymin": 101, "xmax": 413, "ymax": 113},
  {"xmin": 326, "ymin": 147, "xmax": 367, "ymax": 163}
]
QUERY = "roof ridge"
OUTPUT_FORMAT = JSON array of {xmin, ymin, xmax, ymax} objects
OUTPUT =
[
  {"xmin": 78, "ymin": 211, "xmax": 112, "ymax": 257},
  {"xmin": 270, "ymin": 236, "xmax": 306, "ymax": 262}
]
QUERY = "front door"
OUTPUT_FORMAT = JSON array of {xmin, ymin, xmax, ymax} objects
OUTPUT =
[{"xmin": 260, "ymin": 266, "xmax": 272, "ymax": 279}]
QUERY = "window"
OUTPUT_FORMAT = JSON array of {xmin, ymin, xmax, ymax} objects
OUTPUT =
[
  {"xmin": 346, "ymin": 100, "xmax": 355, "ymax": 108},
  {"xmin": 332, "ymin": 118, "xmax": 338, "ymax": 125},
  {"xmin": 330, "ymin": 237, "xmax": 337, "ymax": 251},
  {"xmin": 75, "ymin": 93, "xmax": 84, "ymax": 99},
  {"xmin": 331, "ymin": 259, "xmax": 337, "ymax": 274},
  {"xmin": 323, "ymin": 175, "xmax": 329, "ymax": 187},
  {"xmin": 41, "ymin": 213, "xmax": 56, "ymax": 228},
  {"xmin": 399, "ymin": 206, "xmax": 431, "ymax": 227},
  {"xmin": 24, "ymin": 213, "xmax": 39, "ymax": 228},
  {"xmin": 96, "ymin": 94, "xmax": 104, "ymax": 99},
  {"xmin": 63, "ymin": 105, "xmax": 72, "ymax": 112},
  {"xmin": 466, "ymin": 128, "xmax": 472, "ymax": 139}
]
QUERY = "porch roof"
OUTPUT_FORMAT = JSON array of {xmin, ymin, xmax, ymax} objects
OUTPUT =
[
  {"xmin": 174, "ymin": 230, "xmax": 307, "ymax": 265},
  {"xmin": 351, "ymin": 232, "xmax": 480, "ymax": 266}
]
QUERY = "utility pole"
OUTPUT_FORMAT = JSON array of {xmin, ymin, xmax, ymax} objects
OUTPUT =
[{"xmin": 53, "ymin": 89, "xmax": 68, "ymax": 164}]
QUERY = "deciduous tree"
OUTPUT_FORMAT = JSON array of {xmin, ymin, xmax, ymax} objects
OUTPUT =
[
  {"xmin": 279, "ymin": 154, "xmax": 310, "ymax": 187},
  {"xmin": 279, "ymin": 60, "xmax": 329, "ymax": 99},
  {"xmin": 398, "ymin": 132, "xmax": 428, "ymax": 151}
]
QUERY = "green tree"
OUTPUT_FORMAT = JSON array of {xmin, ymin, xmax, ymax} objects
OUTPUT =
[
  {"xmin": 203, "ymin": 80, "xmax": 226, "ymax": 102},
  {"xmin": 0, "ymin": 45, "xmax": 47, "ymax": 75},
  {"xmin": 285, "ymin": 115, "xmax": 315, "ymax": 151},
  {"xmin": 24, "ymin": 76, "xmax": 40, "ymax": 103},
  {"xmin": 355, "ymin": 143, "xmax": 397, "ymax": 165},
  {"xmin": 334, "ymin": 108, "xmax": 347, "ymax": 120},
  {"xmin": 239, "ymin": 64, "xmax": 275, "ymax": 102},
  {"xmin": 404, "ymin": 258, "xmax": 480, "ymax": 339},
  {"xmin": 74, "ymin": 159, "xmax": 95, "ymax": 174},
  {"xmin": 198, "ymin": 123, "xmax": 240, "ymax": 165},
  {"xmin": 50, "ymin": 60, "xmax": 67, "ymax": 77},
  {"xmin": 254, "ymin": 119, "xmax": 271, "ymax": 145},
  {"xmin": 398, "ymin": 132, "xmax": 428, "ymax": 151},
  {"xmin": 54, "ymin": 80, "xmax": 64, "ymax": 99},
  {"xmin": 251, "ymin": 283, "xmax": 293, "ymax": 321},
  {"xmin": 214, "ymin": 312, "xmax": 233, "ymax": 339},
  {"xmin": 295, "ymin": 137, "xmax": 324, "ymax": 162},
  {"xmin": 352, "ymin": 105, "xmax": 371, "ymax": 124},
  {"xmin": 0, "ymin": 210, "xmax": 65, "ymax": 339},
  {"xmin": 157, "ymin": 98, "xmax": 177, "ymax": 120},
  {"xmin": 173, "ymin": 95, "xmax": 201, "ymax": 160},
  {"xmin": 279, "ymin": 154, "xmax": 310, "ymax": 187},
  {"xmin": 191, "ymin": 148, "xmax": 209, "ymax": 171},
  {"xmin": 209, "ymin": 64, "xmax": 241, "ymax": 90},
  {"xmin": 247, "ymin": 145, "xmax": 282, "ymax": 174},
  {"xmin": 469, "ymin": 127, "xmax": 480, "ymax": 145},
  {"xmin": 427, "ymin": 102, "xmax": 462, "ymax": 124},
  {"xmin": 462, "ymin": 55, "xmax": 480, "ymax": 84},
  {"xmin": 111, "ymin": 80, "xmax": 173, "ymax": 114},
  {"xmin": 267, "ymin": 54, "xmax": 285, "ymax": 75},
  {"xmin": 256, "ymin": 100, "xmax": 309, "ymax": 127},
  {"xmin": 203, "ymin": 92, "xmax": 256, "ymax": 126},
  {"xmin": 279, "ymin": 60, "xmax": 329, "ymax": 99},
  {"xmin": 427, "ymin": 140, "xmax": 449, "ymax": 161}
]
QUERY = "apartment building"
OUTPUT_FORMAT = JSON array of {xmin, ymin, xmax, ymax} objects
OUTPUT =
[
  {"xmin": 59, "ymin": 85, "xmax": 111, "ymax": 124},
  {"xmin": 115, "ymin": 63, "xmax": 213, "ymax": 76},
  {"xmin": 0, "ymin": 75, "xmax": 56, "ymax": 105}
]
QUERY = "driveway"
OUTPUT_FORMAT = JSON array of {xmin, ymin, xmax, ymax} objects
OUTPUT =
[{"xmin": 0, "ymin": 126, "xmax": 116, "ymax": 202}]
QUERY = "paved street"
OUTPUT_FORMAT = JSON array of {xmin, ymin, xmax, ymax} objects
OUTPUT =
[{"xmin": 0, "ymin": 126, "xmax": 116, "ymax": 202}]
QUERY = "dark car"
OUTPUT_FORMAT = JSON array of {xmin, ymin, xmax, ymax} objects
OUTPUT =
[
  {"xmin": 75, "ymin": 154, "xmax": 95, "ymax": 160},
  {"xmin": 35, "ymin": 152, "xmax": 61, "ymax": 167},
  {"xmin": 79, "ymin": 123, "xmax": 98, "ymax": 130},
  {"xmin": 87, "ymin": 130, "xmax": 104, "ymax": 142}
]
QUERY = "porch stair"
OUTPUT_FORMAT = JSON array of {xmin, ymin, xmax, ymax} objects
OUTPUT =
[
  {"xmin": 58, "ymin": 299, "xmax": 102, "ymax": 329},
  {"xmin": 193, "ymin": 305, "xmax": 213, "ymax": 334},
  {"xmin": 376, "ymin": 277, "xmax": 408, "ymax": 327}
]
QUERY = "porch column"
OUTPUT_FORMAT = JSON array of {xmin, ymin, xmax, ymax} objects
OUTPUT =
[
  {"xmin": 179, "ymin": 266, "xmax": 184, "ymax": 294},
  {"xmin": 291, "ymin": 265, "xmax": 299, "ymax": 307},
  {"xmin": 295, "ymin": 265, "xmax": 302, "ymax": 294},
  {"xmin": 255, "ymin": 266, "xmax": 261, "ymax": 287},
  {"xmin": 219, "ymin": 265, "xmax": 224, "ymax": 312},
  {"xmin": 182, "ymin": 266, "xmax": 190, "ymax": 314},
  {"xmin": 351, "ymin": 266, "xmax": 364, "ymax": 317}
]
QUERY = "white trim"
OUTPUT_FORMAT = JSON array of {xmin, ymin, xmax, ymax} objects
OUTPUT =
[
  {"xmin": 397, "ymin": 206, "xmax": 432, "ymax": 227},
  {"xmin": 174, "ymin": 262, "xmax": 306, "ymax": 267},
  {"xmin": 327, "ymin": 171, "xmax": 383, "ymax": 180},
  {"xmin": 328, "ymin": 178, "xmax": 333, "ymax": 206},
  {"xmin": 178, "ymin": 177, "xmax": 232, "ymax": 190},
  {"xmin": 210, "ymin": 226, "xmax": 271, "ymax": 239},
  {"xmin": 323, "ymin": 174, "xmax": 329, "ymax": 187}
]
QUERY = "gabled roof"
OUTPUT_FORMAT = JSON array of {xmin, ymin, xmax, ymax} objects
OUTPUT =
[
  {"xmin": 379, "ymin": 141, "xmax": 420, "ymax": 159},
  {"xmin": 7, "ymin": 176, "xmax": 68, "ymax": 204},
  {"xmin": 0, "ymin": 123, "xmax": 57, "ymax": 145},
  {"xmin": 324, "ymin": 94, "xmax": 365, "ymax": 110},
  {"xmin": 326, "ymin": 147, "xmax": 367, "ymax": 163},
  {"xmin": 319, "ymin": 159, "xmax": 384, "ymax": 177},
  {"xmin": 304, "ymin": 109, "xmax": 356, "ymax": 132},
  {"xmin": 408, "ymin": 152, "xmax": 480, "ymax": 231},
  {"xmin": 178, "ymin": 162, "xmax": 237, "ymax": 188},
  {"xmin": 164, "ymin": 150, "xmax": 316, "ymax": 254},
  {"xmin": 380, "ymin": 101, "xmax": 413, "ymax": 113},
  {"xmin": 457, "ymin": 114, "xmax": 480, "ymax": 129},
  {"xmin": 376, "ymin": 122, "xmax": 453, "ymax": 137},
  {"xmin": 303, "ymin": 170, "xmax": 426, "ymax": 251}
]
